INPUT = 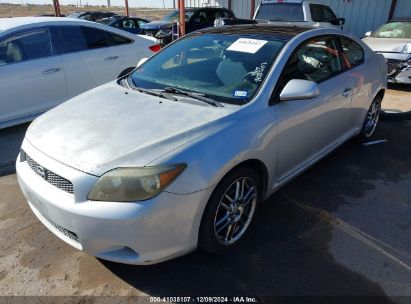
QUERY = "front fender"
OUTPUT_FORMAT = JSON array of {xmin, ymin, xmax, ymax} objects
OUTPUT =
[{"xmin": 148, "ymin": 105, "xmax": 278, "ymax": 196}]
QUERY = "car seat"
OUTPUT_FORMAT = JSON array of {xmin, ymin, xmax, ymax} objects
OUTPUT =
[
  {"xmin": 216, "ymin": 51, "xmax": 248, "ymax": 86},
  {"xmin": 6, "ymin": 42, "xmax": 23, "ymax": 63}
]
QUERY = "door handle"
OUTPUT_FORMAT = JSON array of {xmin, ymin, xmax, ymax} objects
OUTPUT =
[
  {"xmin": 342, "ymin": 87, "xmax": 352, "ymax": 97},
  {"xmin": 104, "ymin": 56, "xmax": 119, "ymax": 61},
  {"xmin": 42, "ymin": 67, "xmax": 61, "ymax": 74}
]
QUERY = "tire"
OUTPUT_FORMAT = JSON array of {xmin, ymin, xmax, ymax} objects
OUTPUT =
[
  {"xmin": 117, "ymin": 67, "xmax": 135, "ymax": 79},
  {"xmin": 356, "ymin": 95, "xmax": 382, "ymax": 142},
  {"xmin": 199, "ymin": 166, "xmax": 261, "ymax": 254}
]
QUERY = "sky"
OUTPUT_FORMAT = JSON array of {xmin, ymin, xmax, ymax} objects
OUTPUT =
[{"xmin": 0, "ymin": 0, "xmax": 175, "ymax": 8}]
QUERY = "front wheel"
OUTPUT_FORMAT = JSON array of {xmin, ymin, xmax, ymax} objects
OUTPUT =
[
  {"xmin": 199, "ymin": 167, "xmax": 260, "ymax": 254},
  {"xmin": 357, "ymin": 95, "xmax": 382, "ymax": 141}
]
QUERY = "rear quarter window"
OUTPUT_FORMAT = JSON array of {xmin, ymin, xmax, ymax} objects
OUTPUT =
[{"xmin": 340, "ymin": 37, "xmax": 365, "ymax": 68}]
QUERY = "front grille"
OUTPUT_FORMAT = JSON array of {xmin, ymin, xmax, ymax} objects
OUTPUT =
[
  {"xmin": 386, "ymin": 59, "xmax": 403, "ymax": 75},
  {"xmin": 23, "ymin": 152, "xmax": 74, "ymax": 194},
  {"xmin": 46, "ymin": 217, "xmax": 80, "ymax": 243}
]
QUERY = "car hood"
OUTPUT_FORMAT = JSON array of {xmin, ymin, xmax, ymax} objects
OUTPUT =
[
  {"xmin": 362, "ymin": 37, "xmax": 411, "ymax": 53},
  {"xmin": 140, "ymin": 21, "xmax": 172, "ymax": 30},
  {"xmin": 26, "ymin": 82, "xmax": 237, "ymax": 176}
]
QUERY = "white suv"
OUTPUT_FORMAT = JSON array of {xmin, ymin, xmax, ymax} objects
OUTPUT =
[{"xmin": 254, "ymin": 0, "xmax": 345, "ymax": 30}]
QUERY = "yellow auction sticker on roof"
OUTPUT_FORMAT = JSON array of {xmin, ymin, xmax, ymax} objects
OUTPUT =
[{"xmin": 227, "ymin": 38, "xmax": 268, "ymax": 54}]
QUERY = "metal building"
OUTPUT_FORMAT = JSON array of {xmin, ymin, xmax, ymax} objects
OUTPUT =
[{"xmin": 184, "ymin": 0, "xmax": 411, "ymax": 37}]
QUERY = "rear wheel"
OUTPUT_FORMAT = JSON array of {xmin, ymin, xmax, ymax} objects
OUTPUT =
[
  {"xmin": 357, "ymin": 95, "xmax": 382, "ymax": 141},
  {"xmin": 199, "ymin": 167, "xmax": 260, "ymax": 254}
]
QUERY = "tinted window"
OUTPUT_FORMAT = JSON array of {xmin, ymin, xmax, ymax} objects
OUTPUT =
[
  {"xmin": 281, "ymin": 37, "xmax": 342, "ymax": 84},
  {"xmin": 81, "ymin": 27, "xmax": 110, "ymax": 49},
  {"xmin": 340, "ymin": 37, "xmax": 364, "ymax": 68},
  {"xmin": 111, "ymin": 33, "xmax": 132, "ymax": 45},
  {"xmin": 0, "ymin": 29, "xmax": 52, "ymax": 65},
  {"xmin": 137, "ymin": 19, "xmax": 148, "ymax": 26},
  {"xmin": 310, "ymin": 4, "xmax": 338, "ymax": 25},
  {"xmin": 255, "ymin": 3, "xmax": 304, "ymax": 22},
  {"xmin": 131, "ymin": 33, "xmax": 286, "ymax": 105},
  {"xmin": 121, "ymin": 19, "xmax": 137, "ymax": 29},
  {"xmin": 163, "ymin": 10, "xmax": 195, "ymax": 22},
  {"xmin": 59, "ymin": 26, "xmax": 88, "ymax": 53}
]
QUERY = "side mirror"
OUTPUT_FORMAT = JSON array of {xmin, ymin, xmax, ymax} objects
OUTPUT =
[
  {"xmin": 137, "ymin": 57, "xmax": 148, "ymax": 68},
  {"xmin": 338, "ymin": 17, "xmax": 345, "ymax": 26},
  {"xmin": 364, "ymin": 31, "xmax": 372, "ymax": 37},
  {"xmin": 280, "ymin": 79, "xmax": 320, "ymax": 102}
]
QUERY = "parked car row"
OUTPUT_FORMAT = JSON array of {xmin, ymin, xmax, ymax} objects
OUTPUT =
[
  {"xmin": 13, "ymin": 22, "xmax": 387, "ymax": 265},
  {"xmin": 0, "ymin": 17, "xmax": 158, "ymax": 129}
]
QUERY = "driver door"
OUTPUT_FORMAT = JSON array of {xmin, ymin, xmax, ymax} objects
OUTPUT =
[{"xmin": 274, "ymin": 36, "xmax": 353, "ymax": 182}]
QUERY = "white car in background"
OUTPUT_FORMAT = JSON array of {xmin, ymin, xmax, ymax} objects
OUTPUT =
[
  {"xmin": 363, "ymin": 18, "xmax": 411, "ymax": 84},
  {"xmin": 0, "ymin": 17, "xmax": 159, "ymax": 129}
]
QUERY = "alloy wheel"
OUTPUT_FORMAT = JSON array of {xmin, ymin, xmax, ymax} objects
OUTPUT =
[
  {"xmin": 364, "ymin": 98, "xmax": 381, "ymax": 138},
  {"xmin": 213, "ymin": 177, "xmax": 257, "ymax": 245}
]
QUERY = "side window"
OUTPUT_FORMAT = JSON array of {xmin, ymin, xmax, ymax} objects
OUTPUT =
[
  {"xmin": 310, "ymin": 4, "xmax": 338, "ymax": 25},
  {"xmin": 59, "ymin": 26, "xmax": 88, "ymax": 53},
  {"xmin": 122, "ymin": 19, "xmax": 137, "ymax": 29},
  {"xmin": 81, "ymin": 27, "xmax": 111, "ymax": 49},
  {"xmin": 280, "ymin": 37, "xmax": 342, "ymax": 85},
  {"xmin": 111, "ymin": 33, "xmax": 133, "ymax": 45},
  {"xmin": 214, "ymin": 9, "xmax": 232, "ymax": 20},
  {"xmin": 224, "ymin": 10, "xmax": 235, "ymax": 18},
  {"xmin": 0, "ymin": 29, "xmax": 52, "ymax": 65},
  {"xmin": 340, "ymin": 37, "xmax": 365, "ymax": 68},
  {"xmin": 194, "ymin": 11, "xmax": 208, "ymax": 24}
]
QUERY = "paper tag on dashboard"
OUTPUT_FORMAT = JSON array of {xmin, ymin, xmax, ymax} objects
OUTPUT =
[{"xmin": 227, "ymin": 38, "xmax": 268, "ymax": 54}]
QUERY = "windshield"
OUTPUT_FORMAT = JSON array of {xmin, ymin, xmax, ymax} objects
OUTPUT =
[
  {"xmin": 163, "ymin": 10, "xmax": 195, "ymax": 22},
  {"xmin": 255, "ymin": 3, "xmax": 305, "ymax": 22},
  {"xmin": 372, "ymin": 22, "xmax": 411, "ymax": 39},
  {"xmin": 130, "ymin": 33, "xmax": 287, "ymax": 105}
]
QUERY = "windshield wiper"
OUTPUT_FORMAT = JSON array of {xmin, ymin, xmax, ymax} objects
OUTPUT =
[
  {"xmin": 163, "ymin": 87, "xmax": 223, "ymax": 107},
  {"xmin": 126, "ymin": 77, "xmax": 177, "ymax": 101}
]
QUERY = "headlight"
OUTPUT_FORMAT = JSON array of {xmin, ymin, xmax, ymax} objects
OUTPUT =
[
  {"xmin": 403, "ymin": 43, "xmax": 411, "ymax": 54},
  {"xmin": 88, "ymin": 164, "xmax": 186, "ymax": 202}
]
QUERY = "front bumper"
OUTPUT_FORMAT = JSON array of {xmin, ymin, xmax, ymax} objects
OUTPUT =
[
  {"xmin": 380, "ymin": 53, "xmax": 411, "ymax": 84},
  {"xmin": 16, "ymin": 140, "xmax": 211, "ymax": 265}
]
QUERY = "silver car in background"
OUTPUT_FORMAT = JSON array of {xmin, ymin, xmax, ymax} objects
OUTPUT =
[
  {"xmin": 363, "ymin": 18, "xmax": 411, "ymax": 84},
  {"xmin": 16, "ymin": 25, "xmax": 387, "ymax": 265}
]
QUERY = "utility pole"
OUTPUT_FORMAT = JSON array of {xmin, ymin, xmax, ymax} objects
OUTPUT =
[
  {"xmin": 125, "ymin": 0, "xmax": 129, "ymax": 16},
  {"xmin": 107, "ymin": 0, "xmax": 110, "ymax": 7}
]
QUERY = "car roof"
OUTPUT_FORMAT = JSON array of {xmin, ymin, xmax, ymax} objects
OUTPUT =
[
  {"xmin": 195, "ymin": 24, "xmax": 313, "ymax": 37},
  {"xmin": 0, "ymin": 17, "xmax": 91, "ymax": 32}
]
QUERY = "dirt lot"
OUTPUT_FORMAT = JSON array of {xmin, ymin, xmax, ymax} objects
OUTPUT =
[
  {"xmin": 0, "ymin": 89, "xmax": 410, "ymax": 301},
  {"xmin": 0, "ymin": 4, "xmax": 170, "ymax": 21}
]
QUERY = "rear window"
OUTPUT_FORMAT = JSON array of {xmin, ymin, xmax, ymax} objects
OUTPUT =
[{"xmin": 255, "ymin": 3, "xmax": 305, "ymax": 22}]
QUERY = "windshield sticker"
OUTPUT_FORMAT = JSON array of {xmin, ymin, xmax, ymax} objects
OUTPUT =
[
  {"xmin": 227, "ymin": 38, "xmax": 268, "ymax": 54},
  {"xmin": 251, "ymin": 62, "xmax": 268, "ymax": 83},
  {"xmin": 234, "ymin": 90, "xmax": 248, "ymax": 98}
]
